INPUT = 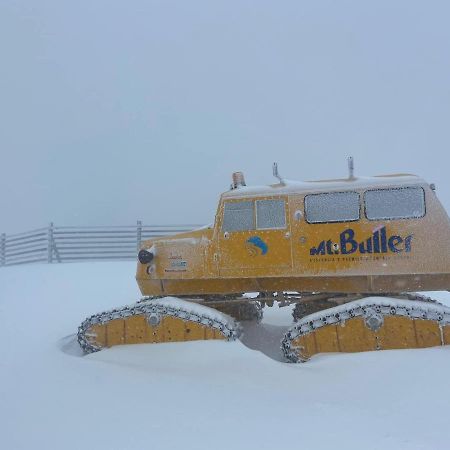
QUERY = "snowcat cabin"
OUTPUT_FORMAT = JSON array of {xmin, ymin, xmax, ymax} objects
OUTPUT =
[
  {"xmin": 136, "ymin": 169, "xmax": 450, "ymax": 298},
  {"xmin": 290, "ymin": 178, "xmax": 450, "ymax": 293},
  {"xmin": 219, "ymin": 172, "xmax": 450, "ymax": 293}
]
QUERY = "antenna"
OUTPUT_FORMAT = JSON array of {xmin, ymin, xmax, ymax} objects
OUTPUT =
[
  {"xmin": 347, "ymin": 156, "xmax": 355, "ymax": 180},
  {"xmin": 272, "ymin": 162, "xmax": 284, "ymax": 185}
]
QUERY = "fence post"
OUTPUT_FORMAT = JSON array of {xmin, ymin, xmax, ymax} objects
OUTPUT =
[
  {"xmin": 1, "ymin": 233, "xmax": 5, "ymax": 266},
  {"xmin": 48, "ymin": 222, "xmax": 54, "ymax": 263},
  {"xmin": 136, "ymin": 220, "xmax": 142, "ymax": 252}
]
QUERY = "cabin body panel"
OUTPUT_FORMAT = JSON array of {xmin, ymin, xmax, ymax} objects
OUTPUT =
[
  {"xmin": 136, "ymin": 229, "xmax": 212, "ymax": 295},
  {"xmin": 288, "ymin": 185, "xmax": 450, "ymax": 280},
  {"xmin": 136, "ymin": 176, "xmax": 450, "ymax": 296}
]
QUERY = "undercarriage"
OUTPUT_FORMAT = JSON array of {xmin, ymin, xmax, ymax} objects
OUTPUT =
[{"xmin": 78, "ymin": 292, "xmax": 450, "ymax": 361}]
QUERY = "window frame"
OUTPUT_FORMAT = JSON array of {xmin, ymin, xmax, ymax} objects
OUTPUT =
[
  {"xmin": 304, "ymin": 190, "xmax": 361, "ymax": 224},
  {"xmin": 363, "ymin": 186, "xmax": 426, "ymax": 221}
]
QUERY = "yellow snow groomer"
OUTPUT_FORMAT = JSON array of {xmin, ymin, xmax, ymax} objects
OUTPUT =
[{"xmin": 78, "ymin": 160, "xmax": 450, "ymax": 361}]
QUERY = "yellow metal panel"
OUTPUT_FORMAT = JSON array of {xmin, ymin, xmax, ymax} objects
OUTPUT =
[
  {"xmin": 212, "ymin": 328, "xmax": 225, "ymax": 340},
  {"xmin": 163, "ymin": 316, "xmax": 186, "ymax": 342},
  {"xmin": 106, "ymin": 319, "xmax": 125, "ymax": 347},
  {"xmin": 203, "ymin": 327, "xmax": 225, "ymax": 340},
  {"xmin": 184, "ymin": 322, "xmax": 206, "ymax": 341},
  {"xmin": 314, "ymin": 325, "xmax": 341, "ymax": 354},
  {"xmin": 442, "ymin": 325, "xmax": 450, "ymax": 345},
  {"xmin": 204, "ymin": 327, "xmax": 216, "ymax": 340},
  {"xmin": 377, "ymin": 316, "xmax": 417, "ymax": 350},
  {"xmin": 124, "ymin": 315, "xmax": 148, "ymax": 344},
  {"xmin": 292, "ymin": 333, "xmax": 316, "ymax": 360},
  {"xmin": 138, "ymin": 273, "xmax": 450, "ymax": 297},
  {"xmin": 150, "ymin": 316, "xmax": 166, "ymax": 343},
  {"xmin": 413, "ymin": 319, "xmax": 442, "ymax": 348},
  {"xmin": 336, "ymin": 318, "xmax": 377, "ymax": 353},
  {"xmin": 89, "ymin": 324, "xmax": 106, "ymax": 347}
]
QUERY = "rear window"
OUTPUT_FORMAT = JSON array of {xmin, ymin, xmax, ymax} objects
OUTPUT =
[
  {"xmin": 305, "ymin": 191, "xmax": 360, "ymax": 223},
  {"xmin": 364, "ymin": 187, "xmax": 425, "ymax": 220},
  {"xmin": 222, "ymin": 201, "xmax": 254, "ymax": 232}
]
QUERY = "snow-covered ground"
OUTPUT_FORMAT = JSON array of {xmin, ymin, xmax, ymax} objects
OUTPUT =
[{"xmin": 1, "ymin": 262, "xmax": 450, "ymax": 450}]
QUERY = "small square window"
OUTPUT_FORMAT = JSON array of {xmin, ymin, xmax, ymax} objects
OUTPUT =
[
  {"xmin": 256, "ymin": 199, "xmax": 286, "ymax": 229},
  {"xmin": 222, "ymin": 201, "xmax": 254, "ymax": 232}
]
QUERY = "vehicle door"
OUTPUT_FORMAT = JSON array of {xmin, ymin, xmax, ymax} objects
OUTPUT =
[{"xmin": 218, "ymin": 196, "xmax": 292, "ymax": 277}]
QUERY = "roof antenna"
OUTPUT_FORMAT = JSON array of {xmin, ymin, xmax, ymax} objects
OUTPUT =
[
  {"xmin": 347, "ymin": 156, "xmax": 355, "ymax": 180},
  {"xmin": 272, "ymin": 162, "xmax": 285, "ymax": 185}
]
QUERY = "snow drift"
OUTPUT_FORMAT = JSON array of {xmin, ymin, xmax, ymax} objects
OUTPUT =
[{"xmin": 1, "ymin": 261, "xmax": 450, "ymax": 450}]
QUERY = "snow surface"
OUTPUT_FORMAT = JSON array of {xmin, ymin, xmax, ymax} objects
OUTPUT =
[{"xmin": 1, "ymin": 261, "xmax": 450, "ymax": 450}]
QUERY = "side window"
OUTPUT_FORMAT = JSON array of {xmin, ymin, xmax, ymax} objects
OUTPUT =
[
  {"xmin": 222, "ymin": 201, "xmax": 254, "ymax": 232},
  {"xmin": 305, "ymin": 191, "xmax": 360, "ymax": 223},
  {"xmin": 256, "ymin": 199, "xmax": 286, "ymax": 229},
  {"xmin": 365, "ymin": 187, "xmax": 425, "ymax": 220}
]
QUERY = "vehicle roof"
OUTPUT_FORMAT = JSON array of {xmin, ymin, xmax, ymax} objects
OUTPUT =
[{"xmin": 221, "ymin": 174, "xmax": 427, "ymax": 199}]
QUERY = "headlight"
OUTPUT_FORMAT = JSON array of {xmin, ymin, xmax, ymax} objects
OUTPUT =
[{"xmin": 138, "ymin": 249, "xmax": 154, "ymax": 264}]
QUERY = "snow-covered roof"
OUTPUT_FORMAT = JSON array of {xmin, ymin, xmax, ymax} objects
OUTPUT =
[{"xmin": 222, "ymin": 174, "xmax": 427, "ymax": 199}]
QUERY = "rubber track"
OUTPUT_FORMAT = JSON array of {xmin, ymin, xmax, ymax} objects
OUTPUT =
[
  {"xmin": 282, "ymin": 296, "xmax": 450, "ymax": 362},
  {"xmin": 78, "ymin": 298, "xmax": 239, "ymax": 354}
]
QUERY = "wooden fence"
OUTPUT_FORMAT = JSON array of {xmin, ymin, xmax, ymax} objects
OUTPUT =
[{"xmin": 0, "ymin": 222, "xmax": 200, "ymax": 267}]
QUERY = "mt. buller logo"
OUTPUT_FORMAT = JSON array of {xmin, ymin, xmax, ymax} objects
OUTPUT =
[
  {"xmin": 310, "ymin": 226, "xmax": 413, "ymax": 256},
  {"xmin": 246, "ymin": 236, "xmax": 268, "ymax": 256}
]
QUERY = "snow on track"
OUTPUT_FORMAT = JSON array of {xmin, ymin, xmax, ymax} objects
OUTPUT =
[{"xmin": 1, "ymin": 261, "xmax": 450, "ymax": 450}]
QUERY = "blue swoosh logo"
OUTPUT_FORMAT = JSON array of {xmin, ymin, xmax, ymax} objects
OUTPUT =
[{"xmin": 246, "ymin": 236, "xmax": 268, "ymax": 255}]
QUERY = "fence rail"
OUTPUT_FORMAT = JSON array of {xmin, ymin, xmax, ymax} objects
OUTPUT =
[{"xmin": 0, "ymin": 222, "xmax": 200, "ymax": 267}]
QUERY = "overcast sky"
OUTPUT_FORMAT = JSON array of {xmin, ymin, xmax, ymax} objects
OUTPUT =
[{"xmin": 1, "ymin": 0, "xmax": 450, "ymax": 234}]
